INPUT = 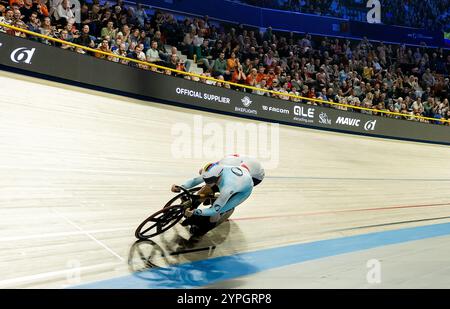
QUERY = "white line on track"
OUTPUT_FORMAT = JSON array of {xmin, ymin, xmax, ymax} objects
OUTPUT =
[
  {"xmin": 0, "ymin": 262, "xmax": 121, "ymax": 288},
  {"xmin": 0, "ymin": 227, "xmax": 130, "ymax": 242},
  {"xmin": 53, "ymin": 209, "xmax": 125, "ymax": 262},
  {"xmin": 0, "ymin": 165, "xmax": 174, "ymax": 175}
]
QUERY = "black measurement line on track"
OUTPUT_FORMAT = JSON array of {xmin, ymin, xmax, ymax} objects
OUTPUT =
[
  {"xmin": 170, "ymin": 246, "xmax": 216, "ymax": 256},
  {"xmin": 334, "ymin": 215, "xmax": 450, "ymax": 232}
]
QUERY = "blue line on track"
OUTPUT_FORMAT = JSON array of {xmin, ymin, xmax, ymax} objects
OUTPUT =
[{"xmin": 74, "ymin": 222, "xmax": 450, "ymax": 289}]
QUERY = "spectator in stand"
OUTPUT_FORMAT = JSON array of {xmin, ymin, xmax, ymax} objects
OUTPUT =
[
  {"xmin": 26, "ymin": 11, "xmax": 40, "ymax": 36},
  {"xmin": 57, "ymin": 29, "xmax": 73, "ymax": 49},
  {"xmin": 101, "ymin": 21, "xmax": 117, "ymax": 40},
  {"xmin": 422, "ymin": 68, "xmax": 436, "ymax": 88},
  {"xmin": 74, "ymin": 24, "xmax": 94, "ymax": 48},
  {"xmin": 227, "ymin": 52, "xmax": 238, "ymax": 75},
  {"xmin": 53, "ymin": 0, "xmax": 75, "ymax": 27},
  {"xmin": 20, "ymin": 0, "xmax": 36, "ymax": 23},
  {"xmin": 246, "ymin": 67, "xmax": 258, "ymax": 86},
  {"xmin": 197, "ymin": 38, "xmax": 212, "ymax": 70},
  {"xmin": 37, "ymin": 0, "xmax": 49, "ymax": 17},
  {"xmin": 40, "ymin": 16, "xmax": 56, "ymax": 43},
  {"xmin": 192, "ymin": 29, "xmax": 204, "ymax": 60},
  {"xmin": 212, "ymin": 52, "xmax": 229, "ymax": 78},
  {"xmin": 95, "ymin": 38, "xmax": 112, "ymax": 60},
  {"xmin": 112, "ymin": 42, "xmax": 129, "ymax": 65},
  {"xmin": 146, "ymin": 40, "xmax": 161, "ymax": 63},
  {"xmin": 129, "ymin": 27, "xmax": 140, "ymax": 45},
  {"xmin": 231, "ymin": 60, "xmax": 247, "ymax": 84},
  {"xmin": 135, "ymin": 3, "xmax": 147, "ymax": 28}
]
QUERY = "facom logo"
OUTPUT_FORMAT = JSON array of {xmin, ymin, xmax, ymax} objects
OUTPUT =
[
  {"xmin": 318, "ymin": 112, "xmax": 331, "ymax": 125},
  {"xmin": 364, "ymin": 120, "xmax": 377, "ymax": 131},
  {"xmin": 293, "ymin": 106, "xmax": 315, "ymax": 118},
  {"xmin": 10, "ymin": 47, "xmax": 36, "ymax": 64},
  {"xmin": 335, "ymin": 116, "xmax": 361, "ymax": 127},
  {"xmin": 241, "ymin": 96, "xmax": 252, "ymax": 107},
  {"xmin": 262, "ymin": 105, "xmax": 289, "ymax": 114}
]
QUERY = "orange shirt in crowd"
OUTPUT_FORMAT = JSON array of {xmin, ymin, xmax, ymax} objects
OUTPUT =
[
  {"xmin": 39, "ymin": 3, "xmax": 49, "ymax": 17},
  {"xmin": 231, "ymin": 71, "xmax": 239, "ymax": 83},
  {"xmin": 256, "ymin": 72, "xmax": 266, "ymax": 83},
  {"xmin": 246, "ymin": 74, "xmax": 257, "ymax": 86},
  {"xmin": 226, "ymin": 57, "xmax": 237, "ymax": 72},
  {"xmin": 10, "ymin": 0, "xmax": 50, "ymax": 16},
  {"xmin": 265, "ymin": 73, "xmax": 276, "ymax": 86}
]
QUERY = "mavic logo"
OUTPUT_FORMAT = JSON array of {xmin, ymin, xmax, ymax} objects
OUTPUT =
[
  {"xmin": 10, "ymin": 47, "xmax": 36, "ymax": 64},
  {"xmin": 335, "ymin": 116, "xmax": 361, "ymax": 127}
]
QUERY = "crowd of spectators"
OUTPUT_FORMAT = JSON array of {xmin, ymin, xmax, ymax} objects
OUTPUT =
[
  {"xmin": 0, "ymin": 0, "xmax": 449, "ymax": 125},
  {"xmin": 239, "ymin": 0, "xmax": 450, "ymax": 32}
]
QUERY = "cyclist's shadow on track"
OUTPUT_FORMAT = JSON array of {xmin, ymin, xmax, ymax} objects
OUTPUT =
[{"xmin": 127, "ymin": 221, "xmax": 255, "ymax": 288}]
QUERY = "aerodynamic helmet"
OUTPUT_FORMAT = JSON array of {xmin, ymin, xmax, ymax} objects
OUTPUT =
[{"xmin": 200, "ymin": 162, "xmax": 223, "ymax": 185}]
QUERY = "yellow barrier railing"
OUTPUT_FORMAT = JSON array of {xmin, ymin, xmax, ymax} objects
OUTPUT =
[{"xmin": 1, "ymin": 22, "xmax": 449, "ymax": 124}]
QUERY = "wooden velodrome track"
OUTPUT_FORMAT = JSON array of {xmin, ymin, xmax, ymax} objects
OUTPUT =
[{"xmin": 1, "ymin": 70, "xmax": 450, "ymax": 288}]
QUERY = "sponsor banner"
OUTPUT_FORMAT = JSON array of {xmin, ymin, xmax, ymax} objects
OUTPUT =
[
  {"xmin": 292, "ymin": 105, "xmax": 315, "ymax": 124},
  {"xmin": 10, "ymin": 47, "xmax": 36, "ymax": 64},
  {"xmin": 261, "ymin": 105, "xmax": 290, "ymax": 115},
  {"xmin": 175, "ymin": 87, "xmax": 231, "ymax": 104},
  {"xmin": 235, "ymin": 96, "xmax": 258, "ymax": 115},
  {"xmin": 334, "ymin": 116, "xmax": 377, "ymax": 131},
  {"xmin": 0, "ymin": 33, "xmax": 449, "ymax": 145}
]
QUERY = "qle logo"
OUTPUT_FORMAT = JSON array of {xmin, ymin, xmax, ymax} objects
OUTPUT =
[
  {"xmin": 10, "ymin": 47, "xmax": 36, "ymax": 64},
  {"xmin": 294, "ymin": 106, "xmax": 315, "ymax": 118},
  {"xmin": 241, "ymin": 96, "xmax": 252, "ymax": 107}
]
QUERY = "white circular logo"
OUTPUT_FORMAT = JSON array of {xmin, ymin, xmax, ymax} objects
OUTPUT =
[
  {"xmin": 10, "ymin": 47, "xmax": 36, "ymax": 64},
  {"xmin": 241, "ymin": 96, "xmax": 252, "ymax": 107},
  {"xmin": 364, "ymin": 120, "xmax": 377, "ymax": 131}
]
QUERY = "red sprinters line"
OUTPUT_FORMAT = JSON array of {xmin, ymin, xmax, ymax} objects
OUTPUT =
[{"xmin": 231, "ymin": 202, "xmax": 450, "ymax": 222}]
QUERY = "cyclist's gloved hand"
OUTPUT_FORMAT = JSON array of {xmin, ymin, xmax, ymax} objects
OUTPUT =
[
  {"xmin": 184, "ymin": 209, "xmax": 194, "ymax": 217},
  {"xmin": 171, "ymin": 184, "xmax": 181, "ymax": 193}
]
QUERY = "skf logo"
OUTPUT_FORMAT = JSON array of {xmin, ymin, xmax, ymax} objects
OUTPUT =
[
  {"xmin": 318, "ymin": 112, "xmax": 331, "ymax": 125},
  {"xmin": 241, "ymin": 96, "xmax": 252, "ymax": 107},
  {"xmin": 364, "ymin": 120, "xmax": 377, "ymax": 131},
  {"xmin": 10, "ymin": 47, "xmax": 36, "ymax": 64}
]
